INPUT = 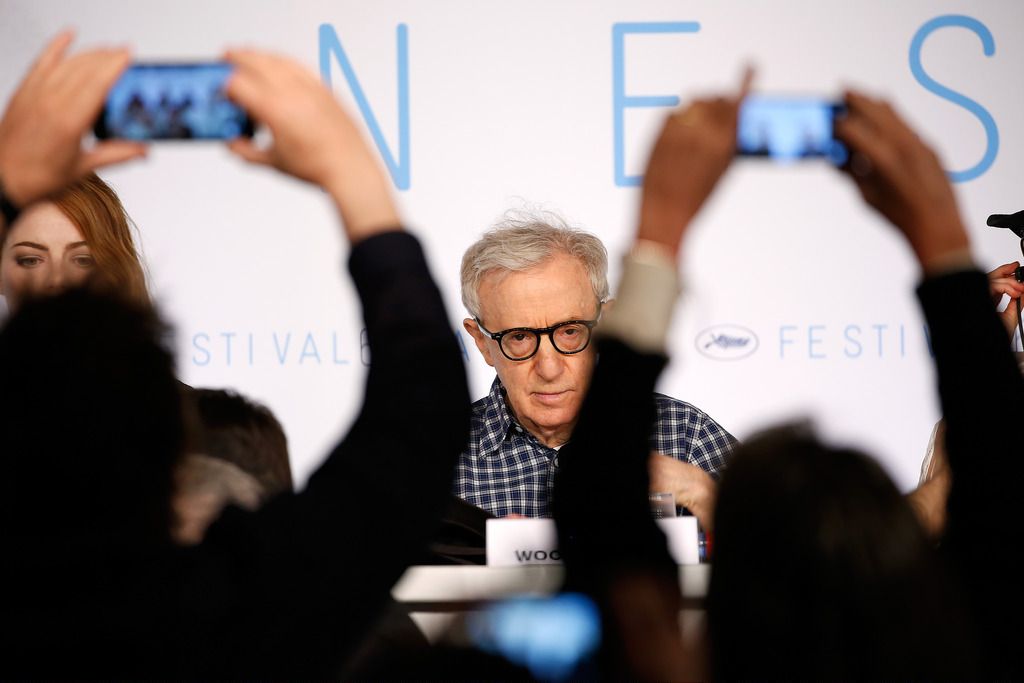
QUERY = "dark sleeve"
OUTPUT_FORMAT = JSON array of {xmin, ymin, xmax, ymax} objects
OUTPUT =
[
  {"xmin": 917, "ymin": 271, "xmax": 1024, "ymax": 540},
  {"xmin": 552, "ymin": 338, "xmax": 683, "ymax": 678},
  {"xmin": 200, "ymin": 231, "xmax": 470, "ymax": 677},
  {"xmin": 917, "ymin": 269, "xmax": 1024, "ymax": 677},
  {"xmin": 553, "ymin": 338, "xmax": 677, "ymax": 591}
]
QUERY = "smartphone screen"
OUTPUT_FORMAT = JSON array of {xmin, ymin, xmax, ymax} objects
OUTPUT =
[
  {"xmin": 94, "ymin": 63, "xmax": 255, "ymax": 141},
  {"xmin": 737, "ymin": 96, "xmax": 847, "ymax": 164},
  {"xmin": 466, "ymin": 593, "xmax": 601, "ymax": 680}
]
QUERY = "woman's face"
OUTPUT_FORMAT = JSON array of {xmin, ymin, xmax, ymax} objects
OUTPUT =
[{"xmin": 0, "ymin": 203, "xmax": 94, "ymax": 313}]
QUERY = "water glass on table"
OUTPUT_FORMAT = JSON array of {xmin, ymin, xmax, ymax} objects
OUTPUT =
[{"xmin": 648, "ymin": 492, "xmax": 677, "ymax": 518}]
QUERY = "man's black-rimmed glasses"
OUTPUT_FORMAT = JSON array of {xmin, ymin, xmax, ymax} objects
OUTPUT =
[{"xmin": 476, "ymin": 315, "xmax": 600, "ymax": 361}]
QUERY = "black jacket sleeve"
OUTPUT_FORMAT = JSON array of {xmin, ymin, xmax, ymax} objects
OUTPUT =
[
  {"xmin": 553, "ymin": 338, "xmax": 677, "ymax": 591},
  {"xmin": 552, "ymin": 338, "xmax": 682, "ymax": 679},
  {"xmin": 917, "ymin": 269, "xmax": 1024, "ymax": 678},
  {"xmin": 197, "ymin": 231, "xmax": 470, "ymax": 677}
]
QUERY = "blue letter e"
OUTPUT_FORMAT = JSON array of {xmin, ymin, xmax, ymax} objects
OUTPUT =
[
  {"xmin": 909, "ymin": 15, "xmax": 998, "ymax": 183},
  {"xmin": 612, "ymin": 22, "xmax": 700, "ymax": 187}
]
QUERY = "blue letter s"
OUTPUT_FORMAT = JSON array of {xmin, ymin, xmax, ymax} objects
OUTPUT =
[{"xmin": 909, "ymin": 15, "xmax": 998, "ymax": 183}]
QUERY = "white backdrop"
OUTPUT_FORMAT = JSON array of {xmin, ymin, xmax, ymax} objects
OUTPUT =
[{"xmin": 1, "ymin": 0, "xmax": 1021, "ymax": 491}]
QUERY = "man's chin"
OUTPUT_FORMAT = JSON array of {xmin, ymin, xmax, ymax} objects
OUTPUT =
[{"xmin": 524, "ymin": 399, "xmax": 580, "ymax": 429}]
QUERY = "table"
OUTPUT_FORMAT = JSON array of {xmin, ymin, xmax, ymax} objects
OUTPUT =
[{"xmin": 392, "ymin": 564, "xmax": 710, "ymax": 641}]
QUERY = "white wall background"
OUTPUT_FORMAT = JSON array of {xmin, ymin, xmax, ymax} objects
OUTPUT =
[{"xmin": 1, "ymin": 0, "xmax": 1021, "ymax": 491}]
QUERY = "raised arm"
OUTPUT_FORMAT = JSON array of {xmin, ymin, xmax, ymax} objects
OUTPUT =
[
  {"xmin": 0, "ymin": 34, "xmax": 468, "ymax": 677},
  {"xmin": 836, "ymin": 90, "xmax": 1024, "ymax": 679},
  {"xmin": 195, "ymin": 49, "xmax": 470, "ymax": 676},
  {"xmin": 552, "ymin": 71, "xmax": 749, "ymax": 681},
  {"xmin": 834, "ymin": 91, "xmax": 1024, "ymax": 508},
  {"xmin": 555, "ymin": 74, "xmax": 748, "ymax": 569}
]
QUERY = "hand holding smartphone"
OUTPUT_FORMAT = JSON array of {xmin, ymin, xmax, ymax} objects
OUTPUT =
[
  {"xmin": 737, "ymin": 95, "xmax": 847, "ymax": 164},
  {"xmin": 94, "ymin": 63, "xmax": 255, "ymax": 141}
]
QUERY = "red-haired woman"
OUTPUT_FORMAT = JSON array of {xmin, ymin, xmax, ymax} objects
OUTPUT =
[{"xmin": 0, "ymin": 172, "xmax": 148, "ymax": 312}]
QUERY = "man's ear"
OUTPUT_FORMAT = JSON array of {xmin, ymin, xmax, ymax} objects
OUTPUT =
[{"xmin": 464, "ymin": 318, "xmax": 495, "ymax": 367}]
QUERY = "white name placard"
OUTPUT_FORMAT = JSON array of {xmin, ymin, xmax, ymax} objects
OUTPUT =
[{"xmin": 486, "ymin": 517, "xmax": 700, "ymax": 567}]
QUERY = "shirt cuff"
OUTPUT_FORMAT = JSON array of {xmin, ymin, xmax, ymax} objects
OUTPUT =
[
  {"xmin": 599, "ymin": 240, "xmax": 681, "ymax": 354},
  {"xmin": 922, "ymin": 247, "xmax": 975, "ymax": 277}
]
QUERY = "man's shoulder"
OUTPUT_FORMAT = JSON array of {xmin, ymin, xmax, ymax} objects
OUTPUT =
[
  {"xmin": 649, "ymin": 392, "xmax": 736, "ymax": 476},
  {"xmin": 469, "ymin": 391, "xmax": 499, "ymax": 428},
  {"xmin": 470, "ymin": 392, "xmax": 493, "ymax": 413},
  {"xmin": 651, "ymin": 392, "xmax": 729, "ymax": 431},
  {"xmin": 653, "ymin": 392, "xmax": 711, "ymax": 418},
  {"xmin": 461, "ymin": 390, "xmax": 506, "ymax": 459}
]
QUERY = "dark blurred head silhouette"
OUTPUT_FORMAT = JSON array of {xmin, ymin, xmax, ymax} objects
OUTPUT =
[
  {"xmin": 708, "ymin": 424, "xmax": 976, "ymax": 680},
  {"xmin": 185, "ymin": 387, "xmax": 292, "ymax": 497},
  {"xmin": 173, "ymin": 388, "xmax": 292, "ymax": 545},
  {"xmin": 0, "ymin": 289, "xmax": 183, "ymax": 549}
]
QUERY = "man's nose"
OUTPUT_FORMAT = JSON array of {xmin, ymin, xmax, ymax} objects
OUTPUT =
[{"xmin": 533, "ymin": 335, "xmax": 565, "ymax": 379}]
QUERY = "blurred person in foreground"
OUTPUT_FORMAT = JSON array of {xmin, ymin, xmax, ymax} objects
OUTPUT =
[
  {"xmin": 172, "ymin": 386, "xmax": 430, "ymax": 678},
  {"xmin": 186, "ymin": 387, "xmax": 293, "ymax": 494},
  {"xmin": 555, "ymin": 71, "xmax": 1020, "ymax": 679},
  {"xmin": 0, "ymin": 32, "xmax": 468, "ymax": 677},
  {"xmin": 908, "ymin": 261, "xmax": 1024, "ymax": 538},
  {"xmin": 457, "ymin": 214, "xmax": 735, "ymax": 525},
  {"xmin": 173, "ymin": 387, "xmax": 293, "ymax": 545}
]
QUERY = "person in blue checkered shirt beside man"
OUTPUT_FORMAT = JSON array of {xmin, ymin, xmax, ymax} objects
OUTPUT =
[{"xmin": 454, "ymin": 212, "xmax": 736, "ymax": 525}]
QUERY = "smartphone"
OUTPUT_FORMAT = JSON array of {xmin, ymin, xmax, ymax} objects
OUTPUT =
[
  {"xmin": 466, "ymin": 593, "xmax": 601, "ymax": 680},
  {"xmin": 94, "ymin": 63, "xmax": 255, "ymax": 141},
  {"xmin": 737, "ymin": 95, "xmax": 847, "ymax": 164}
]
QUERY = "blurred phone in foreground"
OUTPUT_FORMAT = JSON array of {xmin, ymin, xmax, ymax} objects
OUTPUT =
[
  {"xmin": 737, "ymin": 95, "xmax": 847, "ymax": 164},
  {"xmin": 466, "ymin": 593, "xmax": 601, "ymax": 681},
  {"xmin": 94, "ymin": 63, "xmax": 255, "ymax": 141}
]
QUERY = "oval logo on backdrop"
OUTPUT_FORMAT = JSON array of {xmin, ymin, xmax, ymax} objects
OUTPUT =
[{"xmin": 695, "ymin": 325, "xmax": 759, "ymax": 361}]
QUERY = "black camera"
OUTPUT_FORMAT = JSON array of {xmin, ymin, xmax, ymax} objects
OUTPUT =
[{"xmin": 987, "ymin": 211, "xmax": 1024, "ymax": 282}]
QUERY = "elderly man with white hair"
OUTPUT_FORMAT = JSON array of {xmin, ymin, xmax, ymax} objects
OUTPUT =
[{"xmin": 456, "ymin": 213, "xmax": 735, "ymax": 526}]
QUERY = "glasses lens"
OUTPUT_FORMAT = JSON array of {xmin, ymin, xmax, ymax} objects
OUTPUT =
[
  {"xmin": 552, "ymin": 322, "xmax": 591, "ymax": 353},
  {"xmin": 501, "ymin": 330, "xmax": 540, "ymax": 360}
]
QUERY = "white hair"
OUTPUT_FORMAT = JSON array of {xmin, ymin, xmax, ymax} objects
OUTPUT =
[{"xmin": 460, "ymin": 210, "xmax": 609, "ymax": 321}]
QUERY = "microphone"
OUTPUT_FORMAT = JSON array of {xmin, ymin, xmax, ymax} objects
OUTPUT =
[
  {"xmin": 987, "ymin": 210, "xmax": 1024, "ymax": 239},
  {"xmin": 988, "ymin": 210, "xmax": 1024, "ymax": 282}
]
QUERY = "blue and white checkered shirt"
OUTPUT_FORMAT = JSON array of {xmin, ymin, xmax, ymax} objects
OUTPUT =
[{"xmin": 453, "ymin": 377, "xmax": 737, "ymax": 517}]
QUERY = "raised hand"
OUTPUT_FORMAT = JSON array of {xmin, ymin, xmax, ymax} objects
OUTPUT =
[
  {"xmin": 988, "ymin": 261, "xmax": 1024, "ymax": 337},
  {"xmin": 834, "ymin": 91, "xmax": 970, "ymax": 272},
  {"xmin": 637, "ymin": 68, "xmax": 753, "ymax": 257},
  {"xmin": 0, "ymin": 31, "xmax": 146, "ymax": 210},
  {"xmin": 224, "ymin": 49, "xmax": 400, "ymax": 243}
]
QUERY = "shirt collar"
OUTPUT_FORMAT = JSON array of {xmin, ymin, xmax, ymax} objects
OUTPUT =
[{"xmin": 476, "ymin": 377, "xmax": 525, "ymax": 459}]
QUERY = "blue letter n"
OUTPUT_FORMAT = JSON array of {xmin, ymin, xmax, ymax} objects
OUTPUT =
[
  {"xmin": 319, "ymin": 23, "xmax": 411, "ymax": 190},
  {"xmin": 613, "ymin": 22, "xmax": 700, "ymax": 187}
]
